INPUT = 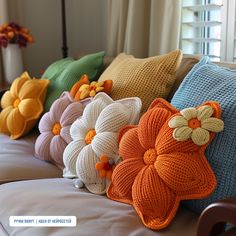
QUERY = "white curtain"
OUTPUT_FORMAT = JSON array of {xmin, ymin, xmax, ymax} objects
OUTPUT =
[
  {"xmin": 106, "ymin": 0, "xmax": 182, "ymax": 58},
  {"xmin": 0, "ymin": 0, "xmax": 8, "ymax": 84}
]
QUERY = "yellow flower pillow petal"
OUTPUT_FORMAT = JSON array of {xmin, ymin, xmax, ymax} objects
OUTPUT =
[
  {"xmin": 0, "ymin": 72, "xmax": 49, "ymax": 139},
  {"xmin": 99, "ymin": 50, "xmax": 182, "ymax": 113}
]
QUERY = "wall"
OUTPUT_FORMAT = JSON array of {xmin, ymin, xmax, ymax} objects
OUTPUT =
[{"xmin": 8, "ymin": 0, "xmax": 108, "ymax": 77}]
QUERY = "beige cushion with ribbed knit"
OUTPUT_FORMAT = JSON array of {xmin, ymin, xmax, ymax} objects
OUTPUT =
[{"xmin": 99, "ymin": 50, "xmax": 182, "ymax": 112}]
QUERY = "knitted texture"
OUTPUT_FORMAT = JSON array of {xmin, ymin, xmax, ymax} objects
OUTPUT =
[
  {"xmin": 171, "ymin": 56, "xmax": 236, "ymax": 213},
  {"xmin": 63, "ymin": 92, "xmax": 142, "ymax": 194},
  {"xmin": 107, "ymin": 98, "xmax": 223, "ymax": 230},
  {"xmin": 43, "ymin": 51, "xmax": 105, "ymax": 112},
  {"xmin": 98, "ymin": 50, "xmax": 182, "ymax": 113},
  {"xmin": 0, "ymin": 72, "xmax": 49, "ymax": 139},
  {"xmin": 35, "ymin": 92, "xmax": 92, "ymax": 170},
  {"xmin": 70, "ymin": 74, "xmax": 113, "ymax": 101}
]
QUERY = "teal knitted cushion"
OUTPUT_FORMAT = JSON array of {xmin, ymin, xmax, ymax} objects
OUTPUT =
[
  {"xmin": 43, "ymin": 51, "xmax": 105, "ymax": 111},
  {"xmin": 171, "ymin": 57, "xmax": 236, "ymax": 213}
]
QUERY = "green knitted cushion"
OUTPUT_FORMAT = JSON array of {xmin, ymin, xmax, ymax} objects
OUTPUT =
[{"xmin": 43, "ymin": 51, "xmax": 105, "ymax": 112}]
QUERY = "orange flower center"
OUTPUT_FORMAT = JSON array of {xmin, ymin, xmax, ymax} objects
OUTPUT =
[
  {"xmin": 52, "ymin": 123, "xmax": 61, "ymax": 136},
  {"xmin": 85, "ymin": 129, "xmax": 96, "ymax": 144},
  {"xmin": 188, "ymin": 118, "xmax": 201, "ymax": 129},
  {"xmin": 89, "ymin": 85, "xmax": 96, "ymax": 91},
  {"xmin": 143, "ymin": 148, "xmax": 157, "ymax": 165},
  {"xmin": 13, "ymin": 98, "xmax": 21, "ymax": 108}
]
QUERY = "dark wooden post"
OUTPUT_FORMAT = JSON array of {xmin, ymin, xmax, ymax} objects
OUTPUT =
[{"xmin": 61, "ymin": 0, "xmax": 68, "ymax": 58}]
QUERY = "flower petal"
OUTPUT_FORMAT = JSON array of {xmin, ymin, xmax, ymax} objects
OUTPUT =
[
  {"xmin": 35, "ymin": 132, "xmax": 54, "ymax": 162},
  {"xmin": 92, "ymin": 132, "xmax": 118, "ymax": 157},
  {"xmin": 156, "ymin": 121, "xmax": 200, "ymax": 155},
  {"xmin": 49, "ymin": 95, "xmax": 71, "ymax": 123},
  {"xmin": 38, "ymin": 113, "xmax": 54, "ymax": 133},
  {"xmin": 10, "ymin": 72, "xmax": 30, "ymax": 98},
  {"xmin": 18, "ymin": 98, "xmax": 43, "ymax": 120},
  {"xmin": 82, "ymin": 99, "xmax": 107, "ymax": 128},
  {"xmin": 197, "ymin": 105, "xmax": 214, "ymax": 121},
  {"xmin": 7, "ymin": 108, "xmax": 26, "ymax": 139},
  {"xmin": 18, "ymin": 79, "xmax": 48, "ymax": 100},
  {"xmin": 60, "ymin": 126, "xmax": 72, "ymax": 144},
  {"xmin": 107, "ymin": 158, "xmax": 145, "ymax": 203},
  {"xmin": 76, "ymin": 144, "xmax": 106, "ymax": 194},
  {"xmin": 1, "ymin": 91, "xmax": 15, "ymax": 109},
  {"xmin": 168, "ymin": 115, "xmax": 188, "ymax": 128},
  {"xmin": 70, "ymin": 118, "xmax": 89, "ymax": 141},
  {"xmin": 173, "ymin": 126, "xmax": 192, "ymax": 141},
  {"xmin": 191, "ymin": 128, "xmax": 210, "ymax": 146},
  {"xmin": 63, "ymin": 139, "xmax": 86, "ymax": 177},
  {"xmin": 95, "ymin": 103, "xmax": 130, "ymax": 133},
  {"xmin": 132, "ymin": 165, "xmax": 176, "ymax": 230},
  {"xmin": 154, "ymin": 152, "xmax": 216, "ymax": 197},
  {"xmin": 60, "ymin": 102, "xmax": 84, "ymax": 127},
  {"xmin": 180, "ymin": 107, "xmax": 197, "ymax": 120},
  {"xmin": 50, "ymin": 135, "xmax": 67, "ymax": 169},
  {"xmin": 201, "ymin": 117, "xmax": 224, "ymax": 133},
  {"xmin": 138, "ymin": 106, "xmax": 172, "ymax": 149},
  {"xmin": 0, "ymin": 107, "xmax": 12, "ymax": 134},
  {"xmin": 119, "ymin": 127, "xmax": 146, "ymax": 160}
]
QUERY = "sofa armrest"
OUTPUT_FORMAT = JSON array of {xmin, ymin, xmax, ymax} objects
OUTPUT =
[{"xmin": 197, "ymin": 198, "xmax": 236, "ymax": 236}]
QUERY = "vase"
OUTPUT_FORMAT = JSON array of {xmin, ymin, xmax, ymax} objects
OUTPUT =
[{"xmin": 2, "ymin": 44, "xmax": 24, "ymax": 84}]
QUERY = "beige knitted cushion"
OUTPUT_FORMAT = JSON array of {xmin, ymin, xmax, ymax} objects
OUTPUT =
[{"xmin": 99, "ymin": 50, "xmax": 182, "ymax": 112}]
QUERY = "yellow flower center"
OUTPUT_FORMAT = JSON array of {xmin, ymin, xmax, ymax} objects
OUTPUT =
[
  {"xmin": 85, "ymin": 129, "xmax": 96, "ymax": 144},
  {"xmin": 143, "ymin": 148, "xmax": 157, "ymax": 165},
  {"xmin": 13, "ymin": 98, "xmax": 21, "ymax": 108},
  {"xmin": 52, "ymin": 123, "xmax": 61, "ymax": 136},
  {"xmin": 188, "ymin": 118, "xmax": 201, "ymax": 129}
]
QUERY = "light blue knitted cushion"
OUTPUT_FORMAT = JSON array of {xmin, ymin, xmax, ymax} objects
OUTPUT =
[{"xmin": 171, "ymin": 56, "xmax": 236, "ymax": 213}]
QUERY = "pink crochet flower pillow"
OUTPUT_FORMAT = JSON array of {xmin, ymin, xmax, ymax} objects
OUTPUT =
[{"xmin": 35, "ymin": 92, "xmax": 91, "ymax": 169}]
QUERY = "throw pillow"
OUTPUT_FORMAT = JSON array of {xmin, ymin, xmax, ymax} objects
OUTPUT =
[
  {"xmin": 35, "ymin": 92, "xmax": 92, "ymax": 169},
  {"xmin": 171, "ymin": 56, "xmax": 236, "ymax": 213},
  {"xmin": 98, "ymin": 50, "xmax": 182, "ymax": 112},
  {"xmin": 107, "ymin": 98, "xmax": 224, "ymax": 230},
  {"xmin": 63, "ymin": 92, "xmax": 142, "ymax": 194},
  {"xmin": 43, "ymin": 51, "xmax": 105, "ymax": 112},
  {"xmin": 0, "ymin": 72, "xmax": 49, "ymax": 139}
]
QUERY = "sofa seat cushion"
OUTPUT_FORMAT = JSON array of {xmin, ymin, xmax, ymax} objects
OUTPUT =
[
  {"xmin": 0, "ymin": 132, "xmax": 62, "ymax": 184},
  {"xmin": 0, "ymin": 178, "xmax": 198, "ymax": 236}
]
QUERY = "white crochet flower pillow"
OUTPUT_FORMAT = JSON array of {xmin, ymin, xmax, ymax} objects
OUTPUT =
[{"xmin": 63, "ymin": 92, "xmax": 142, "ymax": 194}]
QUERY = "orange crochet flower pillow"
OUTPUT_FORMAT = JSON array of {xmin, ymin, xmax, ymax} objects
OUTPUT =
[
  {"xmin": 0, "ymin": 72, "xmax": 49, "ymax": 139},
  {"xmin": 70, "ymin": 74, "xmax": 112, "ymax": 101},
  {"xmin": 107, "ymin": 98, "xmax": 224, "ymax": 230}
]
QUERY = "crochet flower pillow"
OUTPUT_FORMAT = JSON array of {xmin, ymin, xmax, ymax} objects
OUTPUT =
[
  {"xmin": 70, "ymin": 74, "xmax": 112, "ymax": 101},
  {"xmin": 107, "ymin": 98, "xmax": 224, "ymax": 230},
  {"xmin": 35, "ymin": 92, "xmax": 92, "ymax": 169},
  {"xmin": 63, "ymin": 92, "xmax": 142, "ymax": 194},
  {"xmin": 0, "ymin": 72, "xmax": 49, "ymax": 139}
]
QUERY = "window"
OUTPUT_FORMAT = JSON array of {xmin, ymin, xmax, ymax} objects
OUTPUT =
[{"xmin": 180, "ymin": 0, "xmax": 236, "ymax": 62}]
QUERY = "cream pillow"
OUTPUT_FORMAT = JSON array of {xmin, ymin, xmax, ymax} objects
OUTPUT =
[{"xmin": 99, "ymin": 50, "xmax": 182, "ymax": 112}]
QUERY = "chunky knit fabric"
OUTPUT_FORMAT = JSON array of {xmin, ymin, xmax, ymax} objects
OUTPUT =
[
  {"xmin": 35, "ymin": 92, "xmax": 91, "ymax": 169},
  {"xmin": 63, "ymin": 92, "xmax": 142, "ymax": 194},
  {"xmin": 107, "ymin": 98, "xmax": 223, "ymax": 230},
  {"xmin": 171, "ymin": 57, "xmax": 236, "ymax": 213},
  {"xmin": 99, "ymin": 50, "xmax": 182, "ymax": 113}
]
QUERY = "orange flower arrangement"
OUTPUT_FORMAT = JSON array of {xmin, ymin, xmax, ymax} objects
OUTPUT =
[{"xmin": 0, "ymin": 22, "xmax": 34, "ymax": 48}]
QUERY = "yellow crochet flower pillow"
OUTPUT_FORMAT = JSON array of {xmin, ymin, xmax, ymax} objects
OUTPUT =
[{"xmin": 0, "ymin": 72, "xmax": 49, "ymax": 139}]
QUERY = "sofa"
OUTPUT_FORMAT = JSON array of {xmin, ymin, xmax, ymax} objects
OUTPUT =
[{"xmin": 0, "ymin": 54, "xmax": 235, "ymax": 236}]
